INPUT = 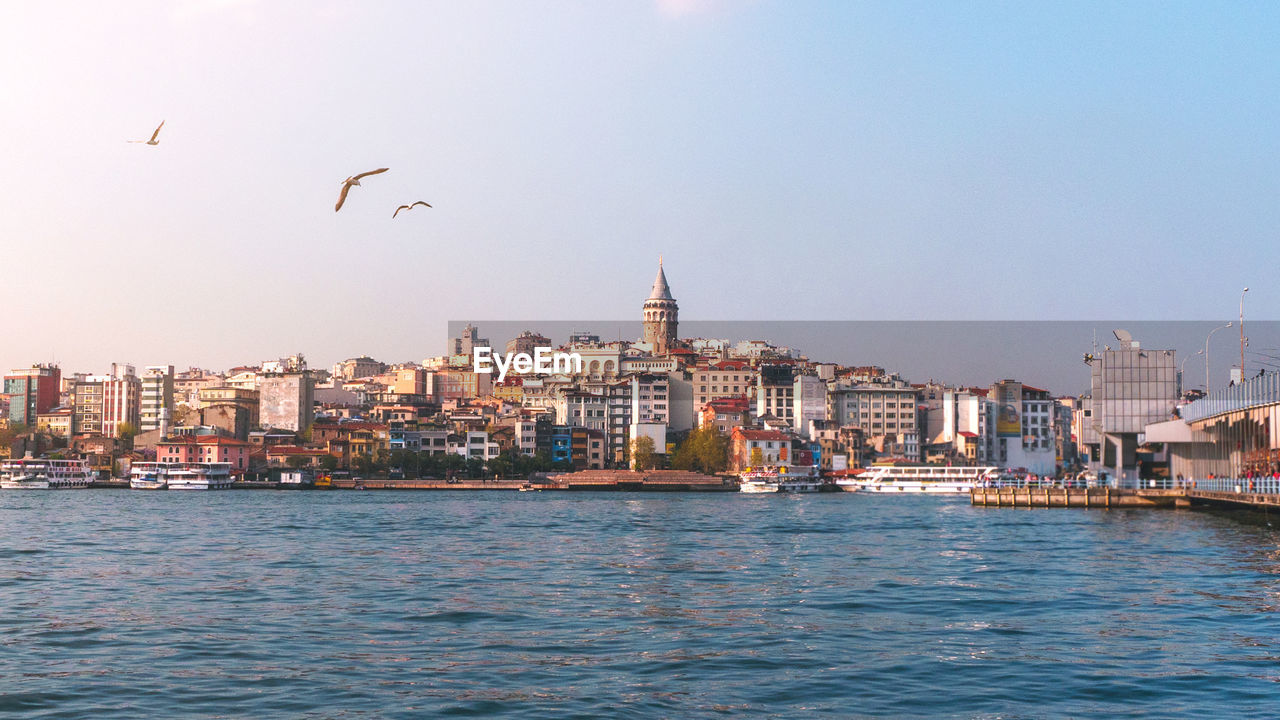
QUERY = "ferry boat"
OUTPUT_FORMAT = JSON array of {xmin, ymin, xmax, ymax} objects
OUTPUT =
[
  {"xmin": 837, "ymin": 465, "xmax": 999, "ymax": 494},
  {"xmin": 739, "ymin": 469, "xmax": 830, "ymax": 493},
  {"xmin": 129, "ymin": 462, "xmax": 169, "ymax": 490},
  {"xmin": 0, "ymin": 457, "xmax": 94, "ymax": 489},
  {"xmin": 165, "ymin": 462, "xmax": 235, "ymax": 491}
]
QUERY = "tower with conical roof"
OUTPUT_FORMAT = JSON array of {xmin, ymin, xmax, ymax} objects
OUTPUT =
[{"xmin": 642, "ymin": 257, "xmax": 678, "ymax": 356}]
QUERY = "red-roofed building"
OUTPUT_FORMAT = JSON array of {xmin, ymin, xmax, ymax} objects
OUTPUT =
[
  {"xmin": 699, "ymin": 396, "xmax": 751, "ymax": 434},
  {"xmin": 730, "ymin": 427, "xmax": 793, "ymax": 472},
  {"xmin": 693, "ymin": 362, "xmax": 755, "ymax": 415},
  {"xmin": 157, "ymin": 435, "xmax": 251, "ymax": 473},
  {"xmin": 266, "ymin": 445, "xmax": 333, "ymax": 468}
]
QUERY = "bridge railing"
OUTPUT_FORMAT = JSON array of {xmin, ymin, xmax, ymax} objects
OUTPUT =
[
  {"xmin": 1188, "ymin": 477, "xmax": 1280, "ymax": 494},
  {"xmin": 1181, "ymin": 372, "xmax": 1280, "ymax": 422}
]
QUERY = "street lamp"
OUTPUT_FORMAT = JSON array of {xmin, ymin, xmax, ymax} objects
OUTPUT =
[
  {"xmin": 1181, "ymin": 349, "xmax": 1203, "ymax": 394},
  {"xmin": 1206, "ymin": 322, "xmax": 1232, "ymax": 393},
  {"xmin": 1240, "ymin": 287, "xmax": 1250, "ymax": 379}
]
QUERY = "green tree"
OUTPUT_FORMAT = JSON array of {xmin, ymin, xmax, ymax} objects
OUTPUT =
[
  {"xmin": 671, "ymin": 426, "xmax": 730, "ymax": 474},
  {"xmin": 286, "ymin": 455, "xmax": 311, "ymax": 469},
  {"xmin": 631, "ymin": 436, "xmax": 656, "ymax": 470},
  {"xmin": 319, "ymin": 454, "xmax": 339, "ymax": 472},
  {"xmin": 116, "ymin": 422, "xmax": 138, "ymax": 451}
]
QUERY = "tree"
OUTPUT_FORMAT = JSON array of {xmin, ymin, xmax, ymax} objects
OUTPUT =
[
  {"xmin": 671, "ymin": 426, "xmax": 729, "ymax": 474},
  {"xmin": 319, "ymin": 455, "xmax": 339, "ymax": 472},
  {"xmin": 286, "ymin": 455, "xmax": 311, "ymax": 470},
  {"xmin": 116, "ymin": 422, "xmax": 138, "ymax": 451},
  {"xmin": 631, "ymin": 436, "xmax": 656, "ymax": 470}
]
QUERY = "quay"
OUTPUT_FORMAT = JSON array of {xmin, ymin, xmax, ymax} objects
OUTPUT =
[
  {"xmin": 330, "ymin": 470, "xmax": 734, "ymax": 492},
  {"xmin": 972, "ymin": 478, "xmax": 1280, "ymax": 512},
  {"xmin": 971, "ymin": 487, "xmax": 1185, "ymax": 509}
]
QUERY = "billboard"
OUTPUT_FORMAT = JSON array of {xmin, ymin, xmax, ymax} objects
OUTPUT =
[{"xmin": 994, "ymin": 380, "xmax": 1022, "ymax": 437}]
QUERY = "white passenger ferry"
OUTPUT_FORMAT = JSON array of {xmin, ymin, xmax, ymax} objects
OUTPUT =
[
  {"xmin": 165, "ymin": 462, "xmax": 235, "ymax": 491},
  {"xmin": 739, "ymin": 469, "xmax": 829, "ymax": 493},
  {"xmin": 837, "ymin": 465, "xmax": 999, "ymax": 494},
  {"xmin": 0, "ymin": 457, "xmax": 94, "ymax": 489},
  {"xmin": 129, "ymin": 462, "xmax": 170, "ymax": 490}
]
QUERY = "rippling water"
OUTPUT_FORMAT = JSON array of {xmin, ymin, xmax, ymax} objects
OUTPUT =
[{"xmin": 3, "ymin": 491, "xmax": 1280, "ymax": 718}]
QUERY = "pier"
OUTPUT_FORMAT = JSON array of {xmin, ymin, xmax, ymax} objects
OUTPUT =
[
  {"xmin": 970, "ymin": 487, "xmax": 1184, "ymax": 508},
  {"xmin": 972, "ymin": 478, "xmax": 1280, "ymax": 512}
]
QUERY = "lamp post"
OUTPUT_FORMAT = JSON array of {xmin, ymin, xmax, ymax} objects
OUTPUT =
[
  {"xmin": 1181, "ymin": 349, "xmax": 1203, "ymax": 394},
  {"xmin": 1206, "ymin": 322, "xmax": 1232, "ymax": 392},
  {"xmin": 1240, "ymin": 287, "xmax": 1249, "ymax": 380}
]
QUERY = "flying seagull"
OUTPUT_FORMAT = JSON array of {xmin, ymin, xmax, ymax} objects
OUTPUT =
[
  {"xmin": 335, "ymin": 167, "xmax": 389, "ymax": 212},
  {"xmin": 392, "ymin": 201, "xmax": 432, "ymax": 218},
  {"xmin": 127, "ymin": 120, "xmax": 165, "ymax": 145}
]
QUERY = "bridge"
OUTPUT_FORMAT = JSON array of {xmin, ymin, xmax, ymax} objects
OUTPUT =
[{"xmin": 1143, "ymin": 371, "xmax": 1280, "ymax": 487}]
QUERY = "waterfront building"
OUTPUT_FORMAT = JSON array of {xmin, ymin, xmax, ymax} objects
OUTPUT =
[
  {"xmin": 35, "ymin": 407, "xmax": 74, "ymax": 439},
  {"xmin": 641, "ymin": 259, "xmax": 678, "ymax": 356},
  {"xmin": 755, "ymin": 365, "xmax": 796, "ymax": 427},
  {"xmin": 989, "ymin": 380, "xmax": 1057, "ymax": 476},
  {"xmin": 73, "ymin": 364, "xmax": 141, "ymax": 438},
  {"xmin": 4, "ymin": 364, "xmax": 61, "ymax": 426},
  {"xmin": 827, "ymin": 381, "xmax": 920, "ymax": 440},
  {"xmin": 139, "ymin": 365, "xmax": 175, "ymax": 433},
  {"xmin": 573, "ymin": 427, "xmax": 607, "ymax": 470},
  {"xmin": 793, "ymin": 373, "xmax": 828, "ymax": 439},
  {"xmin": 699, "ymin": 396, "xmax": 751, "ymax": 434},
  {"xmin": 257, "ymin": 372, "xmax": 315, "ymax": 432},
  {"xmin": 666, "ymin": 372, "xmax": 694, "ymax": 432},
  {"xmin": 557, "ymin": 392, "xmax": 607, "ymax": 433},
  {"xmin": 730, "ymin": 427, "xmax": 792, "ymax": 472},
  {"xmin": 1080, "ymin": 333, "xmax": 1178, "ymax": 485},
  {"xmin": 692, "ymin": 361, "xmax": 754, "ymax": 416},
  {"xmin": 157, "ymin": 435, "xmax": 250, "ymax": 473}
]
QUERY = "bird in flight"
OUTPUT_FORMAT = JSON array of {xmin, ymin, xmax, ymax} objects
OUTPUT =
[
  {"xmin": 128, "ymin": 120, "xmax": 165, "ymax": 145},
  {"xmin": 393, "ymin": 201, "xmax": 432, "ymax": 218},
  {"xmin": 335, "ymin": 167, "xmax": 389, "ymax": 212}
]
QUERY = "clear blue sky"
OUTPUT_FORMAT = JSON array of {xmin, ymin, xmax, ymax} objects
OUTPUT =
[{"xmin": 1, "ymin": 1, "xmax": 1276, "ymax": 374}]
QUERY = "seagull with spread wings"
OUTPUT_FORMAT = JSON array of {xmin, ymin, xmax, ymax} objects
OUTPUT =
[
  {"xmin": 393, "ymin": 201, "xmax": 432, "ymax": 218},
  {"xmin": 128, "ymin": 120, "xmax": 165, "ymax": 145},
  {"xmin": 335, "ymin": 167, "xmax": 389, "ymax": 212}
]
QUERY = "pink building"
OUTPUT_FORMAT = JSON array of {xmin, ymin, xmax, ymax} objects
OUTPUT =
[{"xmin": 156, "ymin": 436, "xmax": 251, "ymax": 474}]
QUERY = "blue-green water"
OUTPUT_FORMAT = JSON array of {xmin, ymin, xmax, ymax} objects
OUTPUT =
[{"xmin": 3, "ymin": 491, "xmax": 1280, "ymax": 718}]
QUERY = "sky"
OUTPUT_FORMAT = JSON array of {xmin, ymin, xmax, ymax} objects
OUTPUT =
[{"xmin": 1, "ymin": 0, "xmax": 1277, "ymax": 377}]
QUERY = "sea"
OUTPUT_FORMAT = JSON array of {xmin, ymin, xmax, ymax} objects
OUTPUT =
[{"xmin": 3, "ymin": 490, "xmax": 1279, "ymax": 718}]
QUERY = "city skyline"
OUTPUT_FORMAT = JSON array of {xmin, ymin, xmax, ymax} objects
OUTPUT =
[{"xmin": 2, "ymin": 1, "xmax": 1277, "ymax": 373}]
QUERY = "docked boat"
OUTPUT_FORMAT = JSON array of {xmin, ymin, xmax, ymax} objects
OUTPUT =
[
  {"xmin": 129, "ymin": 462, "xmax": 169, "ymax": 490},
  {"xmin": 838, "ymin": 465, "xmax": 999, "ymax": 493},
  {"xmin": 739, "ymin": 469, "xmax": 831, "ymax": 493},
  {"xmin": 0, "ymin": 458, "xmax": 94, "ymax": 489},
  {"xmin": 166, "ymin": 462, "xmax": 235, "ymax": 490}
]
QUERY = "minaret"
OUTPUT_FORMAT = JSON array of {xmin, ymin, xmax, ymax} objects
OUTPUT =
[{"xmin": 642, "ymin": 257, "xmax": 678, "ymax": 356}]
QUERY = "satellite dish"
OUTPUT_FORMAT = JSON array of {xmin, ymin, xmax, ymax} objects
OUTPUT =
[{"xmin": 1113, "ymin": 329, "xmax": 1133, "ymax": 345}]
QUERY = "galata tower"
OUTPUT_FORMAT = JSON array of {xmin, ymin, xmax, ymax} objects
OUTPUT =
[{"xmin": 642, "ymin": 257, "xmax": 678, "ymax": 356}]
